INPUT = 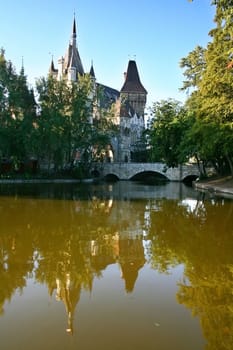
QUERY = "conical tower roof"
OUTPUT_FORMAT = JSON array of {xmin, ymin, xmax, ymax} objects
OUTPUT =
[
  {"xmin": 120, "ymin": 60, "xmax": 147, "ymax": 94},
  {"xmin": 49, "ymin": 58, "xmax": 56, "ymax": 72}
]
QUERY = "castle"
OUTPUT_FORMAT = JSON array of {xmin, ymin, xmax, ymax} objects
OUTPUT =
[{"xmin": 49, "ymin": 18, "xmax": 147, "ymax": 163}]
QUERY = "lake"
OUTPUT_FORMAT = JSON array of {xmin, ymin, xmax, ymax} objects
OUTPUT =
[{"xmin": 0, "ymin": 181, "xmax": 232, "ymax": 350}]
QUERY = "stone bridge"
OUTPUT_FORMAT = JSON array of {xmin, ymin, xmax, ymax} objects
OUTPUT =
[{"xmin": 94, "ymin": 162, "xmax": 200, "ymax": 181}]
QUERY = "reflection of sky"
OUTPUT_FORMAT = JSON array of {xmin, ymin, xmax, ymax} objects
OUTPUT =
[{"xmin": 181, "ymin": 199, "xmax": 197, "ymax": 213}]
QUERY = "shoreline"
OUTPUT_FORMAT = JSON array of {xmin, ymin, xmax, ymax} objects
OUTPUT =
[
  {"xmin": 0, "ymin": 176, "xmax": 233, "ymax": 197},
  {"xmin": 193, "ymin": 176, "xmax": 233, "ymax": 197},
  {"xmin": 0, "ymin": 178, "xmax": 95, "ymax": 184}
]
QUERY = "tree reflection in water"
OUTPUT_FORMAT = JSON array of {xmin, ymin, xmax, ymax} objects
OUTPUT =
[
  {"xmin": 147, "ymin": 196, "xmax": 233, "ymax": 350},
  {"xmin": 0, "ymin": 182, "xmax": 232, "ymax": 349}
]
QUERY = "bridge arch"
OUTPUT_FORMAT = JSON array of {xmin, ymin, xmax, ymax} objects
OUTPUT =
[
  {"xmin": 104, "ymin": 173, "xmax": 119, "ymax": 182},
  {"xmin": 182, "ymin": 174, "xmax": 199, "ymax": 184},
  {"xmin": 130, "ymin": 171, "xmax": 169, "ymax": 182}
]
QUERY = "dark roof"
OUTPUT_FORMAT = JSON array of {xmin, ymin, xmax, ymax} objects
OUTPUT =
[
  {"xmin": 64, "ymin": 43, "xmax": 84, "ymax": 75},
  {"xmin": 120, "ymin": 60, "xmax": 147, "ymax": 94},
  {"xmin": 97, "ymin": 83, "xmax": 120, "ymax": 108},
  {"xmin": 98, "ymin": 84, "xmax": 120, "ymax": 100}
]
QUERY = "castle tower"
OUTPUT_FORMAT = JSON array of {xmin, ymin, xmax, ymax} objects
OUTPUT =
[
  {"xmin": 64, "ymin": 17, "xmax": 84, "ymax": 81},
  {"xmin": 118, "ymin": 60, "xmax": 147, "ymax": 163},
  {"xmin": 50, "ymin": 17, "xmax": 85, "ymax": 81},
  {"xmin": 120, "ymin": 60, "xmax": 147, "ymax": 117}
]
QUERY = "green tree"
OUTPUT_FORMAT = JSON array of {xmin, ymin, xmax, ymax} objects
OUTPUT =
[
  {"xmin": 180, "ymin": 1, "xmax": 233, "ymax": 176},
  {"xmin": 147, "ymin": 99, "xmax": 191, "ymax": 167},
  {"xmin": 180, "ymin": 45, "xmax": 206, "ymax": 93},
  {"xmin": 0, "ymin": 49, "xmax": 37, "ymax": 170},
  {"xmin": 36, "ymin": 74, "xmax": 115, "ymax": 175}
]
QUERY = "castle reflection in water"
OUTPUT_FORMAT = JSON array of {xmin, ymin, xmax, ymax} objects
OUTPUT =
[
  {"xmin": 0, "ymin": 182, "xmax": 152, "ymax": 334},
  {"xmin": 0, "ymin": 180, "xmax": 232, "ymax": 349}
]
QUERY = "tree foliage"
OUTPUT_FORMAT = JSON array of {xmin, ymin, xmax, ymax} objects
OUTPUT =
[
  {"xmin": 185, "ymin": 1, "xmax": 233, "ymax": 174},
  {"xmin": 0, "ymin": 49, "xmax": 37, "ymax": 170},
  {"xmin": 0, "ymin": 49, "xmax": 116, "ymax": 177},
  {"xmin": 35, "ymin": 74, "xmax": 115, "ymax": 174},
  {"xmin": 147, "ymin": 1, "xmax": 233, "ymax": 176},
  {"xmin": 180, "ymin": 1, "xmax": 233, "ymax": 175},
  {"xmin": 146, "ymin": 99, "xmax": 191, "ymax": 167}
]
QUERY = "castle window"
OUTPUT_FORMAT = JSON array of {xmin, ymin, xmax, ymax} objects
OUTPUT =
[{"xmin": 124, "ymin": 127, "xmax": 130, "ymax": 136}]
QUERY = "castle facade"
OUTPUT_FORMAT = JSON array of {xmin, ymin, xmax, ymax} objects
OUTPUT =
[{"xmin": 49, "ymin": 18, "xmax": 147, "ymax": 163}]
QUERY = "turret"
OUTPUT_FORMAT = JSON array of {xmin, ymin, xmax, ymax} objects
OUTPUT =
[
  {"xmin": 49, "ymin": 57, "xmax": 58, "ymax": 78},
  {"xmin": 88, "ymin": 62, "xmax": 97, "ymax": 123},
  {"xmin": 89, "ymin": 63, "xmax": 96, "ymax": 80},
  {"xmin": 57, "ymin": 56, "xmax": 64, "ymax": 80}
]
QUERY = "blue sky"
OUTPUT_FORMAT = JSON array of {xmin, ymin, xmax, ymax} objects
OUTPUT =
[{"xmin": 0, "ymin": 0, "xmax": 215, "ymax": 106}]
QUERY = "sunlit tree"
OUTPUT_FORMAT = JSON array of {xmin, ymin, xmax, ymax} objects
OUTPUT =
[
  {"xmin": 146, "ymin": 99, "xmax": 193, "ymax": 167},
  {"xmin": 36, "ymin": 74, "xmax": 115, "ymax": 175},
  {"xmin": 180, "ymin": 0, "xmax": 233, "ymax": 175}
]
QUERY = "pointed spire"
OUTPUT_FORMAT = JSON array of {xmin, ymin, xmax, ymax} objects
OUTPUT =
[
  {"xmin": 90, "ymin": 61, "xmax": 95, "ymax": 78},
  {"xmin": 49, "ymin": 55, "xmax": 58, "ymax": 75},
  {"xmin": 120, "ymin": 60, "xmax": 147, "ymax": 94},
  {"xmin": 20, "ymin": 56, "xmax": 25, "ymax": 76},
  {"xmin": 64, "ymin": 15, "xmax": 84, "ymax": 77},
  {"xmin": 72, "ymin": 16, "xmax": 77, "ymax": 39},
  {"xmin": 50, "ymin": 57, "xmax": 55, "ymax": 72}
]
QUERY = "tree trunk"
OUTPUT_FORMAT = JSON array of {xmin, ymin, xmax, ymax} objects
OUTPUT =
[
  {"xmin": 226, "ymin": 153, "xmax": 233, "ymax": 177},
  {"xmin": 195, "ymin": 154, "xmax": 206, "ymax": 178}
]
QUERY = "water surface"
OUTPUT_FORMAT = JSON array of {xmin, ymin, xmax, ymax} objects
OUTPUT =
[{"xmin": 0, "ymin": 181, "xmax": 232, "ymax": 350}]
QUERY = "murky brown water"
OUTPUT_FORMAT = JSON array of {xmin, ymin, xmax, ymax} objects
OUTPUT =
[{"xmin": 0, "ymin": 181, "xmax": 232, "ymax": 350}]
